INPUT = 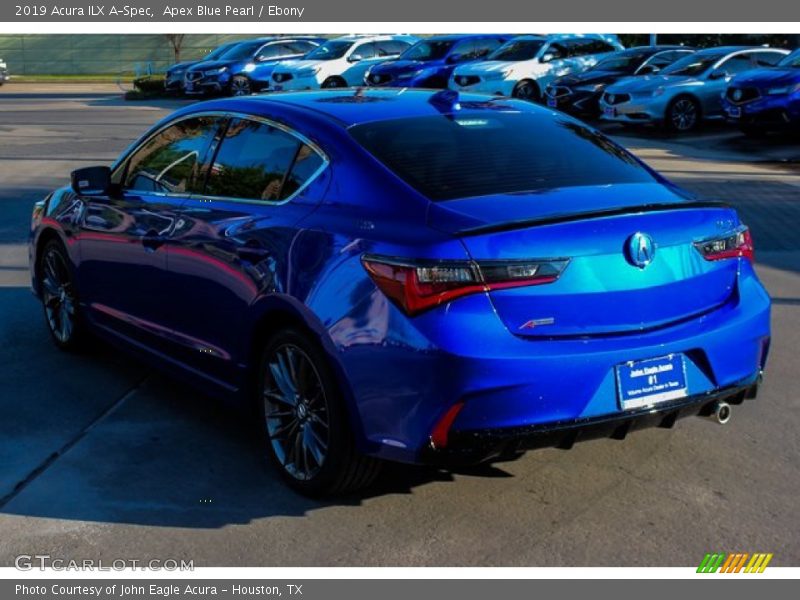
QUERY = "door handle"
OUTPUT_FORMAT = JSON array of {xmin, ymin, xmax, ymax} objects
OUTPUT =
[
  {"xmin": 141, "ymin": 229, "xmax": 165, "ymax": 252},
  {"xmin": 236, "ymin": 241, "xmax": 271, "ymax": 263}
]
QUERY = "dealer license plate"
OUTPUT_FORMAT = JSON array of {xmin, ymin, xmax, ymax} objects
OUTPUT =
[{"xmin": 616, "ymin": 354, "xmax": 688, "ymax": 410}]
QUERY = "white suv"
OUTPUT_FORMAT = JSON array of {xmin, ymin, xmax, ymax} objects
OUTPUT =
[
  {"xmin": 270, "ymin": 35, "xmax": 419, "ymax": 90},
  {"xmin": 450, "ymin": 34, "xmax": 623, "ymax": 102},
  {"xmin": 0, "ymin": 58, "xmax": 9, "ymax": 85}
]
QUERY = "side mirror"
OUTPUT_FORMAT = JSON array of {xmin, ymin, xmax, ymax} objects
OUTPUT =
[
  {"xmin": 639, "ymin": 64, "xmax": 660, "ymax": 75},
  {"xmin": 541, "ymin": 53, "xmax": 556, "ymax": 64},
  {"xmin": 708, "ymin": 69, "xmax": 730, "ymax": 80},
  {"xmin": 348, "ymin": 53, "xmax": 364, "ymax": 63},
  {"xmin": 71, "ymin": 166, "xmax": 112, "ymax": 196}
]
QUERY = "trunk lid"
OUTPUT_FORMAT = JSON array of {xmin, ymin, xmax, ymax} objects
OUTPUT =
[{"xmin": 432, "ymin": 185, "xmax": 741, "ymax": 337}]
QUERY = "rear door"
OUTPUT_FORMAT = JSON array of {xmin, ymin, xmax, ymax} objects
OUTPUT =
[{"xmin": 168, "ymin": 116, "xmax": 329, "ymax": 385}]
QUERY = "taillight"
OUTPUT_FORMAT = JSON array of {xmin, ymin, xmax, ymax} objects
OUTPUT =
[
  {"xmin": 361, "ymin": 255, "xmax": 568, "ymax": 316},
  {"xmin": 694, "ymin": 226, "xmax": 754, "ymax": 263}
]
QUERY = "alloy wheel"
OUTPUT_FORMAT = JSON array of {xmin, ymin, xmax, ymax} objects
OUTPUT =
[
  {"xmin": 513, "ymin": 81, "xmax": 539, "ymax": 102},
  {"xmin": 670, "ymin": 98, "xmax": 698, "ymax": 131},
  {"xmin": 263, "ymin": 343, "xmax": 330, "ymax": 481},
  {"xmin": 40, "ymin": 246, "xmax": 77, "ymax": 344},
  {"xmin": 231, "ymin": 77, "xmax": 251, "ymax": 96}
]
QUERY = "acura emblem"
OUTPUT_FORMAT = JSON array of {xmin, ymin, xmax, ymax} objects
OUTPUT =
[
  {"xmin": 732, "ymin": 88, "xmax": 743, "ymax": 101},
  {"xmin": 608, "ymin": 94, "xmax": 616, "ymax": 103},
  {"xmin": 626, "ymin": 232, "xmax": 656, "ymax": 268}
]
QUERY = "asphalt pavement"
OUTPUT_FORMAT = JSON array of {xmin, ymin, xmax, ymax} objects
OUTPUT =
[{"xmin": 0, "ymin": 85, "xmax": 798, "ymax": 567}]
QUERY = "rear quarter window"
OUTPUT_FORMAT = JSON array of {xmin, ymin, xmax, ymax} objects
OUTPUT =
[{"xmin": 349, "ymin": 111, "xmax": 656, "ymax": 201}]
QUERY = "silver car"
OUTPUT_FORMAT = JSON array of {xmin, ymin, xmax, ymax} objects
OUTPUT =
[{"xmin": 600, "ymin": 46, "xmax": 789, "ymax": 131}]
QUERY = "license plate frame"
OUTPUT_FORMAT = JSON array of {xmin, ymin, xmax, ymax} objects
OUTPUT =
[
  {"xmin": 547, "ymin": 97, "xmax": 558, "ymax": 108},
  {"xmin": 615, "ymin": 354, "xmax": 688, "ymax": 411},
  {"xmin": 604, "ymin": 106, "xmax": 616, "ymax": 117}
]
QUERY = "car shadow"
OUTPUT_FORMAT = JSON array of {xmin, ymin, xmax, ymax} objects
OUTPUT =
[{"xmin": 0, "ymin": 288, "xmax": 475, "ymax": 528}]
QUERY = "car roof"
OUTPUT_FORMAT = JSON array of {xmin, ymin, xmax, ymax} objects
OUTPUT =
[
  {"xmin": 186, "ymin": 89, "xmax": 525, "ymax": 129},
  {"xmin": 424, "ymin": 34, "xmax": 509, "ymax": 42},
  {"xmin": 326, "ymin": 34, "xmax": 409, "ymax": 43}
]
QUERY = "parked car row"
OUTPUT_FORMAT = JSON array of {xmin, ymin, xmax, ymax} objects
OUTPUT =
[
  {"xmin": 0, "ymin": 57, "xmax": 9, "ymax": 85},
  {"xmin": 163, "ymin": 36, "xmax": 799, "ymax": 136}
]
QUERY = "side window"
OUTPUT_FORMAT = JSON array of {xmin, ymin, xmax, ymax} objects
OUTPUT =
[
  {"xmin": 353, "ymin": 42, "xmax": 377, "ymax": 60},
  {"xmin": 376, "ymin": 41, "xmax": 409, "ymax": 56},
  {"xmin": 720, "ymin": 53, "xmax": 757, "ymax": 75},
  {"xmin": 281, "ymin": 145, "xmax": 325, "ymax": 199},
  {"xmin": 753, "ymin": 52, "xmax": 785, "ymax": 67},
  {"xmin": 123, "ymin": 117, "xmax": 219, "ymax": 194},
  {"xmin": 288, "ymin": 41, "xmax": 317, "ymax": 55},
  {"xmin": 256, "ymin": 44, "xmax": 283, "ymax": 61},
  {"xmin": 647, "ymin": 51, "xmax": 678, "ymax": 69},
  {"xmin": 205, "ymin": 119, "xmax": 300, "ymax": 201},
  {"xmin": 474, "ymin": 38, "xmax": 504, "ymax": 58},
  {"xmin": 546, "ymin": 43, "xmax": 567, "ymax": 60}
]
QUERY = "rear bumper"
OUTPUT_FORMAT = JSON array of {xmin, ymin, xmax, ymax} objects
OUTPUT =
[{"xmin": 422, "ymin": 375, "xmax": 760, "ymax": 465}]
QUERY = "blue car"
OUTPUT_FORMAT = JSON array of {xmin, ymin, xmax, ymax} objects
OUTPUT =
[
  {"xmin": 184, "ymin": 37, "xmax": 323, "ymax": 96},
  {"xmin": 164, "ymin": 41, "xmax": 239, "ymax": 94},
  {"xmin": 364, "ymin": 34, "xmax": 512, "ymax": 89},
  {"xmin": 231, "ymin": 37, "xmax": 327, "ymax": 94},
  {"xmin": 30, "ymin": 90, "xmax": 770, "ymax": 495},
  {"xmin": 723, "ymin": 48, "xmax": 800, "ymax": 135}
]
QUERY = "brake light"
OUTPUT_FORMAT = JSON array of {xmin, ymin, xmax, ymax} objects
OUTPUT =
[
  {"xmin": 694, "ymin": 226, "xmax": 754, "ymax": 263},
  {"xmin": 362, "ymin": 255, "xmax": 568, "ymax": 316}
]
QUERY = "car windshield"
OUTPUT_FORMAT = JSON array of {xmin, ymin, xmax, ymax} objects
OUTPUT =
[
  {"xmin": 306, "ymin": 40, "xmax": 354, "ymax": 61},
  {"xmin": 349, "ymin": 111, "xmax": 656, "ymax": 201},
  {"xmin": 778, "ymin": 50, "xmax": 800, "ymax": 68},
  {"xmin": 488, "ymin": 39, "xmax": 545, "ymax": 62},
  {"xmin": 219, "ymin": 41, "xmax": 265, "ymax": 61},
  {"xmin": 206, "ymin": 43, "xmax": 235, "ymax": 61},
  {"xmin": 662, "ymin": 52, "xmax": 725, "ymax": 76},
  {"xmin": 594, "ymin": 52, "xmax": 649, "ymax": 73},
  {"xmin": 399, "ymin": 40, "xmax": 457, "ymax": 62}
]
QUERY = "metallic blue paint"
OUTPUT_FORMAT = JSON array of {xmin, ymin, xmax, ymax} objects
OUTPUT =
[
  {"xmin": 364, "ymin": 34, "xmax": 513, "ymax": 89},
  {"xmin": 29, "ymin": 89, "xmax": 771, "ymax": 465},
  {"xmin": 722, "ymin": 49, "xmax": 800, "ymax": 132}
]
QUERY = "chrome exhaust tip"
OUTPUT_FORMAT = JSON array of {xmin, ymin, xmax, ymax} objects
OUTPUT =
[{"xmin": 712, "ymin": 401, "xmax": 732, "ymax": 425}]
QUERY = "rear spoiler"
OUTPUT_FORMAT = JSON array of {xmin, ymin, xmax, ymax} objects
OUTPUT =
[{"xmin": 457, "ymin": 201, "xmax": 733, "ymax": 237}]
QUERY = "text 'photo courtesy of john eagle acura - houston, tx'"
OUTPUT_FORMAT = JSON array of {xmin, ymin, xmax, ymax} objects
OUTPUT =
[{"xmin": 29, "ymin": 47, "xmax": 771, "ymax": 497}]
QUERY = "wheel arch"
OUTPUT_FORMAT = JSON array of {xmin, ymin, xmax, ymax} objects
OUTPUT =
[{"xmin": 244, "ymin": 295, "xmax": 371, "ymax": 450}]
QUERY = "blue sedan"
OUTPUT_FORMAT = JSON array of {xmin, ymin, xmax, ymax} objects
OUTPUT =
[
  {"xmin": 364, "ymin": 34, "xmax": 512, "ymax": 89},
  {"xmin": 30, "ymin": 89, "xmax": 770, "ymax": 495},
  {"xmin": 723, "ymin": 49, "xmax": 800, "ymax": 135}
]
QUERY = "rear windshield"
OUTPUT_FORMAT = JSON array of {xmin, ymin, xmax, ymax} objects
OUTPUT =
[{"xmin": 349, "ymin": 111, "xmax": 656, "ymax": 201}]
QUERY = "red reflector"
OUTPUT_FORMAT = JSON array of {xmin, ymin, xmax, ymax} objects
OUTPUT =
[{"xmin": 430, "ymin": 402, "xmax": 465, "ymax": 449}]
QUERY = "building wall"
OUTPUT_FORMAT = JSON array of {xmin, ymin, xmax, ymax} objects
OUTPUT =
[{"xmin": 0, "ymin": 34, "xmax": 271, "ymax": 75}]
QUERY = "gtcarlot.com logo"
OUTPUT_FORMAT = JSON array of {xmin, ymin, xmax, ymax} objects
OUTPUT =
[{"xmin": 697, "ymin": 552, "xmax": 774, "ymax": 573}]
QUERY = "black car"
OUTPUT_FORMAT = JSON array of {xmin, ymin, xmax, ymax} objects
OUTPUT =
[
  {"xmin": 545, "ymin": 45, "xmax": 696, "ymax": 118},
  {"xmin": 164, "ymin": 41, "xmax": 240, "ymax": 93}
]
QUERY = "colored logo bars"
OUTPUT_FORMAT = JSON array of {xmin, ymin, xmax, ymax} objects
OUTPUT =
[{"xmin": 697, "ymin": 553, "xmax": 774, "ymax": 573}]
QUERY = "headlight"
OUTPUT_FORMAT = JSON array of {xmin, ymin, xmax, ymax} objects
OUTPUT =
[
  {"xmin": 204, "ymin": 67, "xmax": 227, "ymax": 76},
  {"xmin": 576, "ymin": 83, "xmax": 604, "ymax": 92},
  {"xmin": 242, "ymin": 63, "xmax": 256, "ymax": 73},
  {"xmin": 652, "ymin": 87, "xmax": 666, "ymax": 97},
  {"xmin": 767, "ymin": 83, "xmax": 800, "ymax": 95}
]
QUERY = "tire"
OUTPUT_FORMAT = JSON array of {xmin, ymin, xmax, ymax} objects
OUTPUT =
[
  {"xmin": 512, "ymin": 79, "xmax": 541, "ymax": 103},
  {"xmin": 257, "ymin": 328, "xmax": 382, "ymax": 496},
  {"xmin": 321, "ymin": 77, "xmax": 347, "ymax": 89},
  {"xmin": 230, "ymin": 76, "xmax": 251, "ymax": 96},
  {"xmin": 666, "ymin": 95, "xmax": 701, "ymax": 132},
  {"xmin": 37, "ymin": 238, "xmax": 89, "ymax": 351}
]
